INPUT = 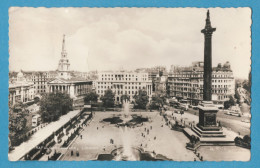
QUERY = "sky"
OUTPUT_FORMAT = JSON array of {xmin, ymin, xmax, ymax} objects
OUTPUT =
[{"xmin": 9, "ymin": 7, "xmax": 251, "ymax": 79}]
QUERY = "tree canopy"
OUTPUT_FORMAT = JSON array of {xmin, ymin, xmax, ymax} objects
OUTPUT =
[
  {"xmin": 224, "ymin": 96, "xmax": 236, "ymax": 109},
  {"xmin": 84, "ymin": 91, "xmax": 99, "ymax": 104},
  {"xmin": 100, "ymin": 89, "xmax": 115, "ymax": 108},
  {"xmin": 9, "ymin": 102, "xmax": 29, "ymax": 146},
  {"xmin": 133, "ymin": 90, "xmax": 149, "ymax": 109},
  {"xmin": 149, "ymin": 94, "xmax": 166, "ymax": 110},
  {"xmin": 39, "ymin": 92, "xmax": 73, "ymax": 122},
  {"xmin": 121, "ymin": 94, "xmax": 130, "ymax": 102}
]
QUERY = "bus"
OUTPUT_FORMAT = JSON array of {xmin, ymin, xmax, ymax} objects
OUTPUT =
[
  {"xmin": 32, "ymin": 114, "xmax": 41, "ymax": 127},
  {"xmin": 179, "ymin": 100, "xmax": 189, "ymax": 111}
]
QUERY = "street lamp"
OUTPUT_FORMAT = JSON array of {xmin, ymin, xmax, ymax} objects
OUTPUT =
[{"xmin": 90, "ymin": 100, "xmax": 93, "ymax": 116}]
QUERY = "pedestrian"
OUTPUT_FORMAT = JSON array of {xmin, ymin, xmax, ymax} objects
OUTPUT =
[
  {"xmin": 80, "ymin": 135, "xmax": 82, "ymax": 139},
  {"xmin": 71, "ymin": 150, "xmax": 74, "ymax": 156},
  {"xmin": 97, "ymin": 127, "xmax": 99, "ymax": 130}
]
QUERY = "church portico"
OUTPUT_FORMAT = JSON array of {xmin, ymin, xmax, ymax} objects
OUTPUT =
[{"xmin": 47, "ymin": 79, "xmax": 92, "ymax": 98}]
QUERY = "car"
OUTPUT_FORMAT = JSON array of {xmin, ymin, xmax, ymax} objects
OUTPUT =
[
  {"xmin": 193, "ymin": 106, "xmax": 199, "ymax": 110},
  {"xmin": 226, "ymin": 111, "xmax": 242, "ymax": 117},
  {"xmin": 241, "ymin": 119, "xmax": 250, "ymax": 123},
  {"xmin": 174, "ymin": 110, "xmax": 181, "ymax": 114}
]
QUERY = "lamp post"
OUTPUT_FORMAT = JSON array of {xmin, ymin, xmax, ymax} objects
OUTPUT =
[{"xmin": 90, "ymin": 100, "xmax": 92, "ymax": 114}]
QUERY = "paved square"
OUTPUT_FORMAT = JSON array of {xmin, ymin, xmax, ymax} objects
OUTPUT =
[
  {"xmin": 61, "ymin": 111, "xmax": 250, "ymax": 161},
  {"xmin": 62, "ymin": 111, "xmax": 196, "ymax": 161}
]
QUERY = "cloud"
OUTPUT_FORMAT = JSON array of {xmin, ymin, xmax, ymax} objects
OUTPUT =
[{"xmin": 9, "ymin": 7, "xmax": 251, "ymax": 79}]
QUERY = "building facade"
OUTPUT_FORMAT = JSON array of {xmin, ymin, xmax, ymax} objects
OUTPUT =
[
  {"xmin": 31, "ymin": 72, "xmax": 53, "ymax": 94},
  {"xmin": 9, "ymin": 71, "xmax": 35, "ymax": 106},
  {"xmin": 47, "ymin": 79, "xmax": 92, "ymax": 98},
  {"xmin": 95, "ymin": 71, "xmax": 153, "ymax": 103},
  {"xmin": 168, "ymin": 61, "xmax": 235, "ymax": 104}
]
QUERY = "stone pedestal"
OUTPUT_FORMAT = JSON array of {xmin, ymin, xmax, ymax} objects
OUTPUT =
[
  {"xmin": 198, "ymin": 101, "xmax": 220, "ymax": 131},
  {"xmin": 191, "ymin": 101, "xmax": 227, "ymax": 139}
]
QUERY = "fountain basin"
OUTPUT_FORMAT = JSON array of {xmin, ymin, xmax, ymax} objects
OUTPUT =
[{"xmin": 96, "ymin": 147, "xmax": 172, "ymax": 161}]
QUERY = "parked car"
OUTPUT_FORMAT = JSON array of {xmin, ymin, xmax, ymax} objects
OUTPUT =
[
  {"xmin": 174, "ymin": 110, "xmax": 181, "ymax": 114},
  {"xmin": 226, "ymin": 111, "xmax": 242, "ymax": 117},
  {"xmin": 193, "ymin": 106, "xmax": 199, "ymax": 110},
  {"xmin": 180, "ymin": 104, "xmax": 188, "ymax": 111},
  {"xmin": 241, "ymin": 119, "xmax": 250, "ymax": 123}
]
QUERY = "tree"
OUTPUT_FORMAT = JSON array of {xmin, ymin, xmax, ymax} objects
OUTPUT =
[
  {"xmin": 133, "ymin": 90, "xmax": 149, "ymax": 109},
  {"xmin": 243, "ymin": 135, "xmax": 251, "ymax": 144},
  {"xmin": 84, "ymin": 91, "xmax": 98, "ymax": 104},
  {"xmin": 243, "ymin": 71, "xmax": 251, "ymax": 93},
  {"xmin": 121, "ymin": 94, "xmax": 130, "ymax": 103},
  {"xmin": 234, "ymin": 89, "xmax": 241, "ymax": 104},
  {"xmin": 100, "ymin": 89, "xmax": 115, "ymax": 108},
  {"xmin": 149, "ymin": 94, "xmax": 166, "ymax": 110},
  {"xmin": 224, "ymin": 96, "xmax": 236, "ymax": 109},
  {"xmin": 9, "ymin": 102, "xmax": 29, "ymax": 146},
  {"xmin": 39, "ymin": 92, "xmax": 73, "ymax": 122}
]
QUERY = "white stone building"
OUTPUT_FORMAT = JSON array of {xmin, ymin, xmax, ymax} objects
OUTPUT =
[
  {"xmin": 95, "ymin": 71, "xmax": 153, "ymax": 104},
  {"xmin": 9, "ymin": 70, "xmax": 35, "ymax": 106}
]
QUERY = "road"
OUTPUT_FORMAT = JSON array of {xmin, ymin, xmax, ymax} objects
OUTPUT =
[{"xmin": 168, "ymin": 106, "xmax": 251, "ymax": 136}]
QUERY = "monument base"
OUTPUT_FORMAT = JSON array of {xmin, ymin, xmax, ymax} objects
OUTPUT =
[
  {"xmin": 196, "ymin": 101, "xmax": 225, "ymax": 137},
  {"xmin": 183, "ymin": 101, "xmax": 234, "ymax": 147}
]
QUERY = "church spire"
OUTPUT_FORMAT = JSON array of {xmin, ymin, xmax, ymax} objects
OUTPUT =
[
  {"xmin": 58, "ymin": 34, "xmax": 70, "ymax": 79},
  {"xmin": 62, "ymin": 34, "xmax": 66, "ymax": 52},
  {"xmin": 61, "ymin": 34, "xmax": 67, "ymax": 58}
]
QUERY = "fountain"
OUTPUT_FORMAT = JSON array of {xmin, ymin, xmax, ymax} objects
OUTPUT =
[
  {"xmin": 102, "ymin": 100, "xmax": 148, "ymax": 126},
  {"xmin": 121, "ymin": 100, "xmax": 132, "ymax": 123},
  {"xmin": 116, "ymin": 100, "xmax": 136, "ymax": 160},
  {"xmin": 97, "ymin": 100, "xmax": 171, "ymax": 161}
]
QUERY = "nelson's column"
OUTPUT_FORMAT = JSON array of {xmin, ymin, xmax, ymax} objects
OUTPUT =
[{"xmin": 197, "ymin": 10, "xmax": 223, "ymax": 134}]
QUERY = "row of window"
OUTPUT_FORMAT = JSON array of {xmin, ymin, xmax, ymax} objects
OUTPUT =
[
  {"xmin": 98, "ymin": 90, "xmax": 139, "ymax": 95},
  {"xmin": 101, "ymin": 78, "xmax": 148, "ymax": 81},
  {"xmin": 172, "ymin": 84, "xmax": 232, "ymax": 88},
  {"xmin": 101, "ymin": 74, "xmax": 148, "ymax": 78},
  {"xmin": 171, "ymin": 74, "xmax": 233, "ymax": 78},
  {"xmin": 170, "ymin": 79, "xmax": 233, "ymax": 83},
  {"xmin": 97, "ymin": 82, "xmax": 143, "ymax": 85},
  {"xmin": 98, "ymin": 86, "xmax": 145, "ymax": 90}
]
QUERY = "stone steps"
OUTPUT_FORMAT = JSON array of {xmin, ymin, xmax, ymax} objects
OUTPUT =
[
  {"xmin": 183, "ymin": 128, "xmax": 235, "ymax": 148},
  {"xmin": 194, "ymin": 126, "xmax": 223, "ymax": 134},
  {"xmin": 191, "ymin": 126, "xmax": 226, "ymax": 138}
]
